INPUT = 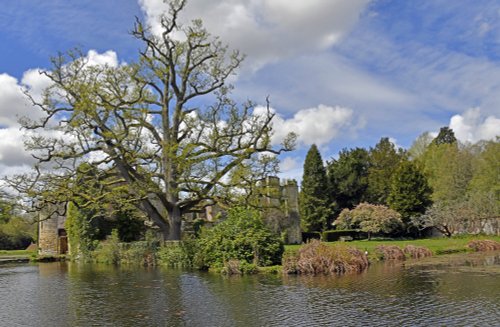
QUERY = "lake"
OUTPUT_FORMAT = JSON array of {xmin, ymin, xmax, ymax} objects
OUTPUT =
[{"xmin": 1, "ymin": 252, "xmax": 499, "ymax": 326}]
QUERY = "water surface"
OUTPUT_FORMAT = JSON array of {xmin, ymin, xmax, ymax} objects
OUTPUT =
[{"xmin": 1, "ymin": 252, "xmax": 499, "ymax": 326}]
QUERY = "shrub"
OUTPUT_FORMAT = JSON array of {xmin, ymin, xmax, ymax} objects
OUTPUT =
[
  {"xmin": 403, "ymin": 245, "xmax": 433, "ymax": 259},
  {"xmin": 92, "ymin": 230, "xmax": 159, "ymax": 266},
  {"xmin": 283, "ymin": 240, "xmax": 369, "ymax": 275},
  {"xmin": 375, "ymin": 245, "xmax": 405, "ymax": 261},
  {"xmin": 157, "ymin": 238, "xmax": 198, "ymax": 268},
  {"xmin": 93, "ymin": 229, "xmax": 121, "ymax": 265},
  {"xmin": 194, "ymin": 207, "xmax": 284, "ymax": 270},
  {"xmin": 467, "ymin": 240, "xmax": 500, "ymax": 252},
  {"xmin": 220, "ymin": 260, "xmax": 258, "ymax": 275},
  {"xmin": 334, "ymin": 203, "xmax": 403, "ymax": 239}
]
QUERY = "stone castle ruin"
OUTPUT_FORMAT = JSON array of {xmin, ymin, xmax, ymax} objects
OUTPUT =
[
  {"xmin": 257, "ymin": 176, "xmax": 301, "ymax": 244},
  {"xmin": 38, "ymin": 205, "xmax": 68, "ymax": 255},
  {"xmin": 37, "ymin": 176, "xmax": 302, "ymax": 254}
]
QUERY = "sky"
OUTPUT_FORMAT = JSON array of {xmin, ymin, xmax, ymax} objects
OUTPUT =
[{"xmin": 0, "ymin": 0, "xmax": 499, "ymax": 182}]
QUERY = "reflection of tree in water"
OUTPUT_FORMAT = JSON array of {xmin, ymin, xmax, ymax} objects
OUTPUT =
[{"xmin": 66, "ymin": 263, "xmax": 190, "ymax": 326}]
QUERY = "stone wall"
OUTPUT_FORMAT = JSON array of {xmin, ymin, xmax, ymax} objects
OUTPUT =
[
  {"xmin": 260, "ymin": 177, "xmax": 301, "ymax": 244},
  {"xmin": 38, "ymin": 205, "xmax": 67, "ymax": 255}
]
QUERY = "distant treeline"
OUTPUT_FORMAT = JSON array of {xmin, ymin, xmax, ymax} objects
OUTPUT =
[{"xmin": 300, "ymin": 128, "xmax": 499, "ymax": 237}]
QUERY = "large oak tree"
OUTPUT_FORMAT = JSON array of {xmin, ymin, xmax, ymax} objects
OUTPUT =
[{"xmin": 7, "ymin": 0, "xmax": 295, "ymax": 240}]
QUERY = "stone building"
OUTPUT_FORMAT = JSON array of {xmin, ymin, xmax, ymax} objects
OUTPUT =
[
  {"xmin": 183, "ymin": 176, "xmax": 302, "ymax": 244},
  {"xmin": 38, "ymin": 205, "xmax": 68, "ymax": 255},
  {"xmin": 258, "ymin": 176, "xmax": 301, "ymax": 244},
  {"xmin": 37, "ymin": 177, "xmax": 302, "ymax": 253}
]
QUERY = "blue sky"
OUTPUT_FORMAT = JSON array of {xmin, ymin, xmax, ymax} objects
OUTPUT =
[{"xmin": 0, "ymin": 0, "xmax": 498, "ymax": 181}]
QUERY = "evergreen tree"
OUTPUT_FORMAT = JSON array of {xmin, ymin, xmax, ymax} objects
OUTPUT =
[
  {"xmin": 327, "ymin": 147, "xmax": 370, "ymax": 214},
  {"xmin": 387, "ymin": 159, "xmax": 432, "ymax": 230},
  {"xmin": 300, "ymin": 144, "xmax": 331, "ymax": 232},
  {"xmin": 366, "ymin": 137, "xmax": 404, "ymax": 205},
  {"xmin": 431, "ymin": 126, "xmax": 457, "ymax": 146}
]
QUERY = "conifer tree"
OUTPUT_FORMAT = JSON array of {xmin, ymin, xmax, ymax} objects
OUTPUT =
[
  {"xmin": 387, "ymin": 160, "xmax": 432, "ymax": 229},
  {"xmin": 300, "ymin": 144, "xmax": 331, "ymax": 232},
  {"xmin": 366, "ymin": 137, "xmax": 403, "ymax": 205},
  {"xmin": 431, "ymin": 126, "xmax": 457, "ymax": 146}
]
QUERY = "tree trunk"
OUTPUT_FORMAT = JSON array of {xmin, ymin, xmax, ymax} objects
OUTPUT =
[{"xmin": 166, "ymin": 206, "xmax": 182, "ymax": 241}]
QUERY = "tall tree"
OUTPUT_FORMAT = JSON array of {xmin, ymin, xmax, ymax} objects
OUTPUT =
[
  {"xmin": 327, "ymin": 147, "xmax": 370, "ymax": 214},
  {"xmin": 421, "ymin": 142, "xmax": 473, "ymax": 205},
  {"xmin": 408, "ymin": 132, "xmax": 433, "ymax": 160},
  {"xmin": 6, "ymin": 0, "xmax": 295, "ymax": 240},
  {"xmin": 366, "ymin": 137, "xmax": 404, "ymax": 205},
  {"xmin": 387, "ymin": 159, "xmax": 432, "ymax": 230},
  {"xmin": 300, "ymin": 144, "xmax": 331, "ymax": 232},
  {"xmin": 431, "ymin": 126, "xmax": 457, "ymax": 146}
]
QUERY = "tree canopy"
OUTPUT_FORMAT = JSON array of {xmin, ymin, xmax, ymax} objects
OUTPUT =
[
  {"xmin": 365, "ymin": 137, "xmax": 404, "ymax": 205},
  {"xmin": 300, "ymin": 144, "xmax": 331, "ymax": 232},
  {"xmin": 6, "ymin": 0, "xmax": 295, "ymax": 240},
  {"xmin": 327, "ymin": 147, "xmax": 370, "ymax": 214}
]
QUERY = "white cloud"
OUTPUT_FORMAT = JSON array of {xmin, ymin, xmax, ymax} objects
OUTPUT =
[
  {"xmin": 258, "ymin": 104, "xmax": 361, "ymax": 147},
  {"xmin": 0, "ymin": 74, "xmax": 35, "ymax": 127},
  {"xmin": 85, "ymin": 50, "xmax": 120, "ymax": 68},
  {"xmin": 279, "ymin": 156, "xmax": 300, "ymax": 172},
  {"xmin": 0, "ymin": 127, "xmax": 34, "ymax": 167},
  {"xmin": 0, "ymin": 50, "xmax": 120, "ymax": 175},
  {"xmin": 138, "ymin": 0, "xmax": 371, "ymax": 70},
  {"xmin": 449, "ymin": 107, "xmax": 500, "ymax": 143}
]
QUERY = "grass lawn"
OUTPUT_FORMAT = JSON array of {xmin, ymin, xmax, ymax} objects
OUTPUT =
[
  {"xmin": 0, "ymin": 249, "xmax": 37, "ymax": 258},
  {"xmin": 285, "ymin": 235, "xmax": 500, "ymax": 258}
]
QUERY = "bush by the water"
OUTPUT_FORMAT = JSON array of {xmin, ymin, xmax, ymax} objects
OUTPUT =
[
  {"xmin": 403, "ymin": 245, "xmax": 433, "ymax": 259},
  {"xmin": 93, "ymin": 230, "xmax": 159, "ymax": 266},
  {"xmin": 283, "ymin": 240, "xmax": 369, "ymax": 275},
  {"xmin": 194, "ymin": 207, "xmax": 284, "ymax": 270},
  {"xmin": 157, "ymin": 238, "xmax": 197, "ymax": 268},
  {"xmin": 375, "ymin": 245, "xmax": 405, "ymax": 261},
  {"xmin": 467, "ymin": 240, "xmax": 500, "ymax": 252}
]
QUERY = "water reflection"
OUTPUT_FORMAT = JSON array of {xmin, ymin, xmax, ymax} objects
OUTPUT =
[{"xmin": 0, "ymin": 252, "xmax": 498, "ymax": 326}]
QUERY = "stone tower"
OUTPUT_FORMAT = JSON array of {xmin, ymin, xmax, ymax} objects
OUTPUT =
[
  {"xmin": 259, "ymin": 177, "xmax": 301, "ymax": 244},
  {"xmin": 38, "ymin": 204, "xmax": 68, "ymax": 255}
]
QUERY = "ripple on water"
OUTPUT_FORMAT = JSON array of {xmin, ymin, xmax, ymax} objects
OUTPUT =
[{"xmin": 0, "ymin": 253, "xmax": 499, "ymax": 327}]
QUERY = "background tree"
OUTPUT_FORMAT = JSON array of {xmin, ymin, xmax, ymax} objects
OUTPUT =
[
  {"xmin": 334, "ymin": 203, "xmax": 403, "ymax": 240},
  {"xmin": 7, "ymin": 0, "xmax": 295, "ymax": 240},
  {"xmin": 0, "ymin": 195, "xmax": 35, "ymax": 250},
  {"xmin": 327, "ymin": 148, "xmax": 370, "ymax": 215},
  {"xmin": 420, "ymin": 142, "xmax": 473, "ymax": 205},
  {"xmin": 467, "ymin": 139, "xmax": 500, "ymax": 220},
  {"xmin": 299, "ymin": 144, "xmax": 331, "ymax": 232},
  {"xmin": 365, "ymin": 137, "xmax": 404, "ymax": 205},
  {"xmin": 408, "ymin": 131, "xmax": 433, "ymax": 160},
  {"xmin": 430, "ymin": 126, "xmax": 457, "ymax": 146},
  {"xmin": 387, "ymin": 159, "xmax": 432, "ymax": 231}
]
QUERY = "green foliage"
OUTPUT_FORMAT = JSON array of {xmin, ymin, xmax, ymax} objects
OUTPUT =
[
  {"xmin": 157, "ymin": 238, "xmax": 198, "ymax": 268},
  {"xmin": 93, "ymin": 230, "xmax": 121, "ymax": 265},
  {"xmin": 65, "ymin": 201, "xmax": 98, "ymax": 259},
  {"xmin": 0, "ymin": 197, "xmax": 34, "ymax": 250},
  {"xmin": 327, "ymin": 147, "xmax": 370, "ymax": 214},
  {"xmin": 334, "ymin": 203, "xmax": 403, "ymax": 238},
  {"xmin": 0, "ymin": 216, "xmax": 34, "ymax": 250},
  {"xmin": 10, "ymin": 2, "xmax": 295, "ymax": 241},
  {"xmin": 300, "ymin": 144, "xmax": 331, "ymax": 232},
  {"xmin": 420, "ymin": 142, "xmax": 473, "ymax": 204},
  {"xmin": 430, "ymin": 126, "xmax": 457, "ymax": 146},
  {"xmin": 366, "ymin": 137, "xmax": 404, "ymax": 205},
  {"xmin": 388, "ymin": 160, "xmax": 432, "ymax": 226},
  {"xmin": 408, "ymin": 132, "xmax": 433, "ymax": 160},
  {"xmin": 194, "ymin": 207, "xmax": 284, "ymax": 269}
]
